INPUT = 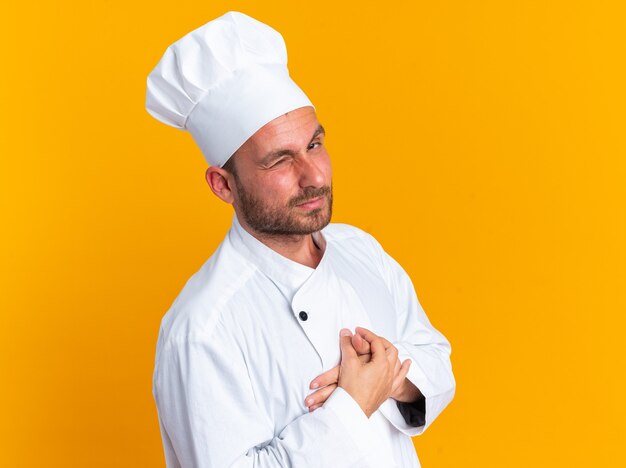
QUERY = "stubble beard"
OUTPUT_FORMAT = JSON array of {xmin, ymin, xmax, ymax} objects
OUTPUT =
[{"xmin": 234, "ymin": 175, "xmax": 333, "ymax": 237}]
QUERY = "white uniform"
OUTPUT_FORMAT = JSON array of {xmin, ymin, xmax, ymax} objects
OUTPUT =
[{"xmin": 153, "ymin": 216, "xmax": 455, "ymax": 467}]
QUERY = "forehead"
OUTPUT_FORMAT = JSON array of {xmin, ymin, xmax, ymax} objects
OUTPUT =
[{"xmin": 238, "ymin": 106, "xmax": 319, "ymax": 160}]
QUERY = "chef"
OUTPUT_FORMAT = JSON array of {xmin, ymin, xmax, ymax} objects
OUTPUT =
[{"xmin": 146, "ymin": 11, "xmax": 455, "ymax": 468}]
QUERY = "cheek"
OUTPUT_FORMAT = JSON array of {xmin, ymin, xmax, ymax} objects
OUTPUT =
[
  {"xmin": 256, "ymin": 173, "xmax": 297, "ymax": 200},
  {"xmin": 320, "ymin": 152, "xmax": 333, "ymax": 180}
]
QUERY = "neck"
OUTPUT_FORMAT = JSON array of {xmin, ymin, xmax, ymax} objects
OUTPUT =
[{"xmin": 237, "ymin": 218, "xmax": 324, "ymax": 269}]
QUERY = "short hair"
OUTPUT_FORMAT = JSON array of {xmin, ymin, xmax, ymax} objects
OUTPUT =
[{"xmin": 221, "ymin": 152, "xmax": 238, "ymax": 177}]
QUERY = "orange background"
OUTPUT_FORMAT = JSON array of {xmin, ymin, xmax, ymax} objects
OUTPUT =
[{"xmin": 1, "ymin": 1, "xmax": 625, "ymax": 466}]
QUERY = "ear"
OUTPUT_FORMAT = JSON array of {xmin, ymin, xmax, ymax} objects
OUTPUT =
[{"xmin": 205, "ymin": 166, "xmax": 235, "ymax": 204}]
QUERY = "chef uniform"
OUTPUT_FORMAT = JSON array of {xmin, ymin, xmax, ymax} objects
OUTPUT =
[{"xmin": 146, "ymin": 11, "xmax": 455, "ymax": 468}]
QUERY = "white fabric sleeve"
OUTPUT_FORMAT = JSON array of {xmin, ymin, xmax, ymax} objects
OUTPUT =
[
  {"xmin": 371, "ymin": 240, "xmax": 456, "ymax": 437},
  {"xmin": 154, "ymin": 330, "xmax": 384, "ymax": 468}
]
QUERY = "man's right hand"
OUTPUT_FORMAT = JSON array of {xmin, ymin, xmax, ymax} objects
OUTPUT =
[{"xmin": 337, "ymin": 328, "xmax": 398, "ymax": 418}]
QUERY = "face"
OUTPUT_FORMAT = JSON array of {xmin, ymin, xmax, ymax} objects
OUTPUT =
[{"xmin": 228, "ymin": 106, "xmax": 333, "ymax": 237}]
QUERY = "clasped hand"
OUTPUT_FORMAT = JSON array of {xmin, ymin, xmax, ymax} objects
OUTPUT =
[{"xmin": 305, "ymin": 327, "xmax": 413, "ymax": 418}]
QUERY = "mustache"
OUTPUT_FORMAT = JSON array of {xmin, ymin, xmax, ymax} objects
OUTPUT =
[{"xmin": 288, "ymin": 186, "xmax": 332, "ymax": 207}]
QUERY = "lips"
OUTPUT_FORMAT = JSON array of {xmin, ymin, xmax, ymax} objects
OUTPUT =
[{"xmin": 296, "ymin": 196, "xmax": 325, "ymax": 210}]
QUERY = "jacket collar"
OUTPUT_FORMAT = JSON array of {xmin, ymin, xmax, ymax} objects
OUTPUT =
[{"xmin": 228, "ymin": 214, "xmax": 328, "ymax": 301}]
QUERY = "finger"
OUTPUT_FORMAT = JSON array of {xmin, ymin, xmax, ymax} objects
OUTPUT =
[
  {"xmin": 392, "ymin": 359, "xmax": 412, "ymax": 392},
  {"xmin": 339, "ymin": 328, "xmax": 357, "ymax": 361},
  {"xmin": 354, "ymin": 326, "xmax": 378, "ymax": 344},
  {"xmin": 368, "ymin": 336, "xmax": 387, "ymax": 362},
  {"xmin": 393, "ymin": 358, "xmax": 401, "ymax": 377},
  {"xmin": 397, "ymin": 359, "xmax": 411, "ymax": 382},
  {"xmin": 355, "ymin": 327, "xmax": 393, "ymax": 350},
  {"xmin": 399, "ymin": 358, "xmax": 411, "ymax": 377},
  {"xmin": 385, "ymin": 344, "xmax": 399, "ymax": 365},
  {"xmin": 358, "ymin": 352, "xmax": 371, "ymax": 364},
  {"xmin": 352, "ymin": 333, "xmax": 371, "ymax": 356},
  {"xmin": 310, "ymin": 365, "xmax": 339, "ymax": 389},
  {"xmin": 308, "ymin": 403, "xmax": 322, "ymax": 412},
  {"xmin": 305, "ymin": 383, "xmax": 337, "ymax": 409}
]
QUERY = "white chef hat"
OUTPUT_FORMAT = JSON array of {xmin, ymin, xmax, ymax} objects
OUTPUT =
[{"xmin": 146, "ymin": 11, "xmax": 314, "ymax": 167}]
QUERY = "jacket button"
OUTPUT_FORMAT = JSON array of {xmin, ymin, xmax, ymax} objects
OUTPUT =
[{"xmin": 298, "ymin": 311, "xmax": 308, "ymax": 321}]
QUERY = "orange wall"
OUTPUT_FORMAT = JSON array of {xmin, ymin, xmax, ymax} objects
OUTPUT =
[{"xmin": 1, "ymin": 1, "xmax": 624, "ymax": 466}]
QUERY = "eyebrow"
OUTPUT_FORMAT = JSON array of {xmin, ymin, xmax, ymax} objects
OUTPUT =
[
  {"xmin": 312, "ymin": 124, "xmax": 325, "ymax": 140},
  {"xmin": 260, "ymin": 124, "xmax": 326, "ymax": 166}
]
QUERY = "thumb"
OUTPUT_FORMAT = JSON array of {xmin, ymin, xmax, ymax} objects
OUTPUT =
[{"xmin": 339, "ymin": 328, "xmax": 357, "ymax": 361}]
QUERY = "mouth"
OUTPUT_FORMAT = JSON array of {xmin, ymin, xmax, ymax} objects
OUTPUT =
[{"xmin": 295, "ymin": 196, "xmax": 325, "ymax": 210}]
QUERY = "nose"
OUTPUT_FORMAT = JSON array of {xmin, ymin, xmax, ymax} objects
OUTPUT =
[{"xmin": 297, "ymin": 154, "xmax": 328, "ymax": 189}]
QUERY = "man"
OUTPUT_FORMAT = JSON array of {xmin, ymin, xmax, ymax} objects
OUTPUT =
[{"xmin": 146, "ymin": 11, "xmax": 455, "ymax": 468}]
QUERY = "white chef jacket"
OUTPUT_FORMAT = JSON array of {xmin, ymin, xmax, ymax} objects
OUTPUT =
[{"xmin": 153, "ymin": 215, "xmax": 455, "ymax": 468}]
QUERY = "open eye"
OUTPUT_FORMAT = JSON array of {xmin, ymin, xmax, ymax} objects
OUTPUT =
[{"xmin": 308, "ymin": 141, "xmax": 322, "ymax": 151}]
